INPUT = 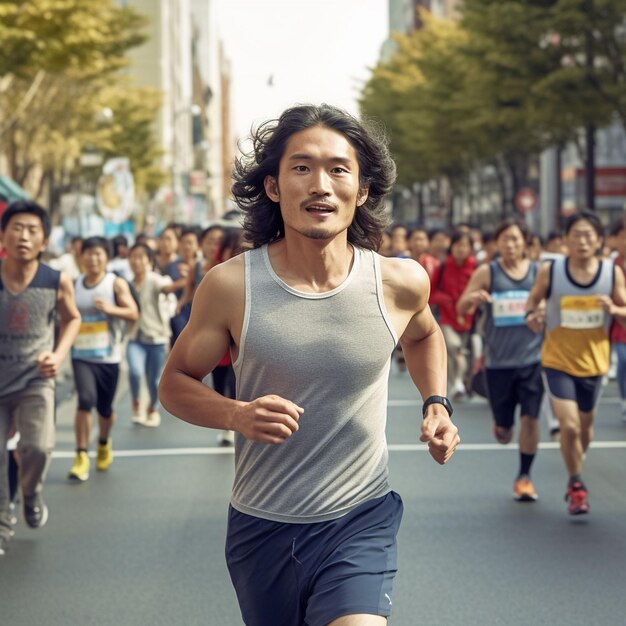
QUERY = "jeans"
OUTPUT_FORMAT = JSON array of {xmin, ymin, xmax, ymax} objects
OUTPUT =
[
  {"xmin": 127, "ymin": 341, "xmax": 167, "ymax": 409},
  {"xmin": 614, "ymin": 342, "xmax": 626, "ymax": 399}
]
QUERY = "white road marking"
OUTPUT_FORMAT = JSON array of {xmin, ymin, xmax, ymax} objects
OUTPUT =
[{"xmin": 50, "ymin": 440, "xmax": 626, "ymax": 460}]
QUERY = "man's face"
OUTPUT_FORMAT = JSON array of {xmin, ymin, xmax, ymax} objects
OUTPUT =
[
  {"xmin": 264, "ymin": 125, "xmax": 368, "ymax": 243},
  {"xmin": 0, "ymin": 213, "xmax": 47, "ymax": 263},
  {"xmin": 390, "ymin": 227, "xmax": 408, "ymax": 255},
  {"xmin": 408, "ymin": 230, "xmax": 429, "ymax": 258},
  {"xmin": 81, "ymin": 246, "xmax": 109, "ymax": 278},
  {"xmin": 496, "ymin": 226, "xmax": 526, "ymax": 262},
  {"xmin": 431, "ymin": 232, "xmax": 450, "ymax": 257},
  {"xmin": 565, "ymin": 220, "xmax": 602, "ymax": 260}
]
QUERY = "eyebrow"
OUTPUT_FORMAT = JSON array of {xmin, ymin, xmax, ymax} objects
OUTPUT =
[{"xmin": 287, "ymin": 154, "xmax": 354, "ymax": 165}]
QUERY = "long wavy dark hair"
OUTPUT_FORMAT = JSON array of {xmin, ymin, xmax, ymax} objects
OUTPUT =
[{"xmin": 231, "ymin": 104, "xmax": 396, "ymax": 250}]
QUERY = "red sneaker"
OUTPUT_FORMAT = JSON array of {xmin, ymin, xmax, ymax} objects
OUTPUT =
[{"xmin": 565, "ymin": 482, "xmax": 590, "ymax": 515}]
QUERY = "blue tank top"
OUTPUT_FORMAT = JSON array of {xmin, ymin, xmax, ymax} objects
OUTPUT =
[{"xmin": 482, "ymin": 260, "xmax": 542, "ymax": 368}]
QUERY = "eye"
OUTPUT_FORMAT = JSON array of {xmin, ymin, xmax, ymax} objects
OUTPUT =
[
  {"xmin": 293, "ymin": 165, "xmax": 309, "ymax": 172},
  {"xmin": 332, "ymin": 166, "xmax": 349, "ymax": 174}
]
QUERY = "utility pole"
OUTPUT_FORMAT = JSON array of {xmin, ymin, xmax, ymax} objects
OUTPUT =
[{"xmin": 584, "ymin": 0, "xmax": 596, "ymax": 210}]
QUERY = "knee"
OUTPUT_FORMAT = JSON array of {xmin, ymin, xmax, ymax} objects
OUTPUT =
[{"xmin": 560, "ymin": 422, "xmax": 581, "ymax": 439}]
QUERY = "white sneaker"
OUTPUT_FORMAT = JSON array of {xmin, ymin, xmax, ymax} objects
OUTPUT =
[
  {"xmin": 144, "ymin": 410, "xmax": 161, "ymax": 428},
  {"xmin": 217, "ymin": 430, "xmax": 235, "ymax": 446},
  {"xmin": 132, "ymin": 407, "xmax": 145, "ymax": 425}
]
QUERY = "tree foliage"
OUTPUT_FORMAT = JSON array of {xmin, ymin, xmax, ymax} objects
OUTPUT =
[
  {"xmin": 360, "ymin": 1, "xmax": 626, "ymax": 206},
  {"xmin": 0, "ymin": 1, "xmax": 165, "ymax": 207}
]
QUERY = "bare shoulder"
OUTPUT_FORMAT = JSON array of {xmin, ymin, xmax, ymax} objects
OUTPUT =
[
  {"xmin": 379, "ymin": 254, "xmax": 430, "ymax": 310},
  {"xmin": 197, "ymin": 253, "xmax": 245, "ymax": 298}
]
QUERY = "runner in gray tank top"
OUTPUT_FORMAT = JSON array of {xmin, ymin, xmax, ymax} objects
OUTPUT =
[
  {"xmin": 0, "ymin": 201, "xmax": 81, "ymax": 557},
  {"xmin": 458, "ymin": 219, "xmax": 544, "ymax": 502},
  {"xmin": 159, "ymin": 104, "xmax": 460, "ymax": 626}
]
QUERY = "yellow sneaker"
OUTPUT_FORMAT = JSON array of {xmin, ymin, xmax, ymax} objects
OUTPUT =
[
  {"xmin": 68, "ymin": 451, "xmax": 90, "ymax": 482},
  {"xmin": 96, "ymin": 440, "xmax": 113, "ymax": 472},
  {"xmin": 513, "ymin": 476, "xmax": 538, "ymax": 502}
]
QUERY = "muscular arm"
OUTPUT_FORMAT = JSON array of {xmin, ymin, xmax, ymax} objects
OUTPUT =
[
  {"xmin": 456, "ymin": 263, "xmax": 492, "ymax": 316},
  {"xmin": 598, "ymin": 265, "xmax": 626, "ymax": 325},
  {"xmin": 381, "ymin": 257, "xmax": 459, "ymax": 464},
  {"xmin": 36, "ymin": 272, "xmax": 82, "ymax": 379},
  {"xmin": 158, "ymin": 257, "xmax": 303, "ymax": 443}
]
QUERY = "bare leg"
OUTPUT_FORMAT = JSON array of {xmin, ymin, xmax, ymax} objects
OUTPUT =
[
  {"xmin": 74, "ymin": 409, "xmax": 92, "ymax": 450},
  {"xmin": 550, "ymin": 396, "xmax": 584, "ymax": 476}
]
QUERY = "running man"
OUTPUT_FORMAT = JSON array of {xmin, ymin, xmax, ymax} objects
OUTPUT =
[
  {"xmin": 457, "ymin": 218, "xmax": 543, "ymax": 501},
  {"xmin": 525, "ymin": 211, "xmax": 626, "ymax": 515},
  {"xmin": 68, "ymin": 237, "xmax": 138, "ymax": 482},
  {"xmin": 159, "ymin": 104, "xmax": 460, "ymax": 626},
  {"xmin": 0, "ymin": 201, "xmax": 81, "ymax": 556}
]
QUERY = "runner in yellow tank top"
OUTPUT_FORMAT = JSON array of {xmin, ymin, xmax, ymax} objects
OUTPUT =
[{"xmin": 525, "ymin": 212, "xmax": 626, "ymax": 516}]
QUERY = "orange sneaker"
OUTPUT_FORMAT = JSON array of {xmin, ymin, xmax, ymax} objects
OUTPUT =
[{"xmin": 513, "ymin": 476, "xmax": 538, "ymax": 502}]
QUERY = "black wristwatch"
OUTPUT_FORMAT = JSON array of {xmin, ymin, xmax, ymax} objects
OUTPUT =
[{"xmin": 422, "ymin": 395, "xmax": 454, "ymax": 418}]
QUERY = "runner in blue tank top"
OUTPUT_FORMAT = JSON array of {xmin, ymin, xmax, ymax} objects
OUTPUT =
[
  {"xmin": 458, "ymin": 219, "xmax": 543, "ymax": 502},
  {"xmin": 159, "ymin": 104, "xmax": 460, "ymax": 626}
]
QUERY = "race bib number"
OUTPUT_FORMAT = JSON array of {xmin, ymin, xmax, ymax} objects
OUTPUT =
[
  {"xmin": 560, "ymin": 295, "xmax": 604, "ymax": 330},
  {"xmin": 492, "ymin": 290, "xmax": 529, "ymax": 327},
  {"xmin": 72, "ymin": 313, "xmax": 112, "ymax": 358}
]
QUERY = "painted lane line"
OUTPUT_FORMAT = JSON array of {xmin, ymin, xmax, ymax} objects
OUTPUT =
[{"xmin": 50, "ymin": 440, "xmax": 626, "ymax": 460}]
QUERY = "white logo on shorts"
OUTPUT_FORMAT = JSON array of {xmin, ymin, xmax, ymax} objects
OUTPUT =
[{"xmin": 385, "ymin": 593, "xmax": 392, "ymax": 606}]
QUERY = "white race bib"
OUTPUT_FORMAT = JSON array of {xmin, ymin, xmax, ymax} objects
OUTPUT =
[
  {"xmin": 560, "ymin": 295, "xmax": 604, "ymax": 330},
  {"xmin": 492, "ymin": 290, "xmax": 529, "ymax": 327}
]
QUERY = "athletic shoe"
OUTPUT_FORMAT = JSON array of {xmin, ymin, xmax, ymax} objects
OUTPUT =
[
  {"xmin": 0, "ymin": 536, "xmax": 8, "ymax": 556},
  {"xmin": 144, "ymin": 410, "xmax": 161, "ymax": 428},
  {"xmin": 23, "ymin": 494, "xmax": 49, "ymax": 529},
  {"xmin": 217, "ymin": 430, "xmax": 235, "ymax": 447},
  {"xmin": 132, "ymin": 406, "xmax": 145, "ymax": 425},
  {"xmin": 96, "ymin": 440, "xmax": 113, "ymax": 472},
  {"xmin": 565, "ymin": 482, "xmax": 590, "ymax": 515},
  {"xmin": 513, "ymin": 476, "xmax": 538, "ymax": 502},
  {"xmin": 68, "ymin": 451, "xmax": 90, "ymax": 482}
]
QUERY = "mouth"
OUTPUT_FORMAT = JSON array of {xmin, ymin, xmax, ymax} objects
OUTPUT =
[{"xmin": 304, "ymin": 202, "xmax": 336, "ymax": 215}]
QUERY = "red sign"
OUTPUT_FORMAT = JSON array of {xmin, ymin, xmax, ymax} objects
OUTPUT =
[{"xmin": 514, "ymin": 188, "xmax": 538, "ymax": 213}]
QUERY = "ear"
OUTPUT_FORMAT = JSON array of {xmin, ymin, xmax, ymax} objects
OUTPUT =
[
  {"xmin": 264, "ymin": 175, "xmax": 280, "ymax": 203},
  {"xmin": 356, "ymin": 186, "xmax": 369, "ymax": 207}
]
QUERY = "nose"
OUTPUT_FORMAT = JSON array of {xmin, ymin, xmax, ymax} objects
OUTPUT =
[{"xmin": 308, "ymin": 169, "xmax": 331, "ymax": 196}]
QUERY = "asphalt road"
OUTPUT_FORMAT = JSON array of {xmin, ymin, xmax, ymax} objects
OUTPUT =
[{"xmin": 2, "ymin": 364, "xmax": 626, "ymax": 625}]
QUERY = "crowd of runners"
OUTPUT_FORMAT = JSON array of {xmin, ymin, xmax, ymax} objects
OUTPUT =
[
  {"xmin": 1, "ymin": 103, "xmax": 625, "ymax": 626},
  {"xmin": 2, "ymin": 200, "xmax": 624, "ymax": 556}
]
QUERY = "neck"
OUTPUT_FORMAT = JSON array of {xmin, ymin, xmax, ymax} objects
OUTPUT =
[
  {"xmin": 84, "ymin": 271, "xmax": 106, "ymax": 285},
  {"xmin": 270, "ymin": 234, "xmax": 354, "ymax": 292},
  {"xmin": 1, "ymin": 257, "xmax": 39, "ymax": 280},
  {"xmin": 568, "ymin": 255, "xmax": 598, "ymax": 270}
]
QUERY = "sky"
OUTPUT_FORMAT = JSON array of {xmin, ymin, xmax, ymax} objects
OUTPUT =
[{"xmin": 214, "ymin": 0, "xmax": 390, "ymax": 140}]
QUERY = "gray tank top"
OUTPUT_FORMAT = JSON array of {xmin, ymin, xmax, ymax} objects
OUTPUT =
[
  {"xmin": 483, "ymin": 260, "xmax": 542, "ymax": 368},
  {"xmin": 231, "ymin": 245, "xmax": 397, "ymax": 523},
  {"xmin": 0, "ymin": 262, "xmax": 60, "ymax": 397}
]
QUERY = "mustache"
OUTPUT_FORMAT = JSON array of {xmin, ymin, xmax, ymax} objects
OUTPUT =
[{"xmin": 299, "ymin": 197, "xmax": 339, "ymax": 210}]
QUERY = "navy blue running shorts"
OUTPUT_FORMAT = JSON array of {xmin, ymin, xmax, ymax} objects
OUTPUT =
[
  {"xmin": 225, "ymin": 491, "xmax": 404, "ymax": 626},
  {"xmin": 485, "ymin": 362, "xmax": 544, "ymax": 429},
  {"xmin": 542, "ymin": 367, "xmax": 603, "ymax": 413}
]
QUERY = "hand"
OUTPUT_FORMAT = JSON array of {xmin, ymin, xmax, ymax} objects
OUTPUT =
[
  {"xmin": 93, "ymin": 298, "xmax": 111, "ymax": 314},
  {"xmin": 597, "ymin": 295, "xmax": 615, "ymax": 315},
  {"xmin": 420, "ymin": 407, "xmax": 460, "ymax": 465},
  {"xmin": 234, "ymin": 394, "xmax": 304, "ymax": 445},
  {"xmin": 525, "ymin": 309, "xmax": 545, "ymax": 333},
  {"xmin": 36, "ymin": 351, "xmax": 61, "ymax": 379}
]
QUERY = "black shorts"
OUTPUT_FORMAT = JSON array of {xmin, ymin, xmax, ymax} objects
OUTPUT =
[
  {"xmin": 485, "ymin": 362, "xmax": 544, "ymax": 429},
  {"xmin": 226, "ymin": 492, "xmax": 403, "ymax": 626},
  {"xmin": 542, "ymin": 368, "xmax": 603, "ymax": 413},
  {"xmin": 72, "ymin": 360, "xmax": 120, "ymax": 417}
]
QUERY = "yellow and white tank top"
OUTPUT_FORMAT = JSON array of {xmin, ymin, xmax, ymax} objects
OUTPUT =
[{"xmin": 542, "ymin": 257, "xmax": 613, "ymax": 376}]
